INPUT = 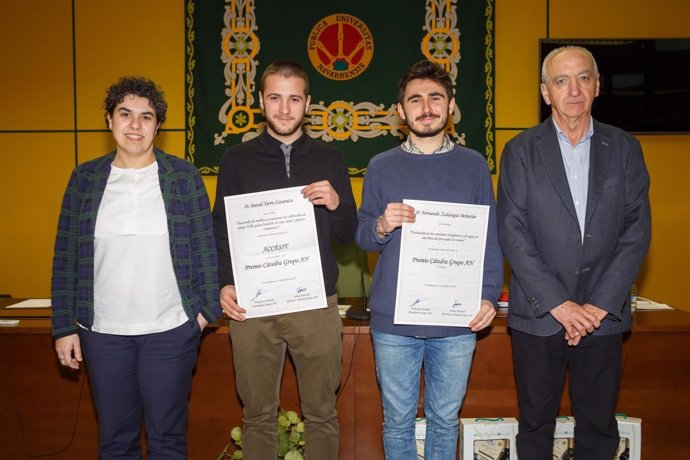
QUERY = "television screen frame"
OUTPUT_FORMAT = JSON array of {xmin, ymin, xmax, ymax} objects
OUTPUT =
[{"xmin": 539, "ymin": 38, "xmax": 690, "ymax": 134}]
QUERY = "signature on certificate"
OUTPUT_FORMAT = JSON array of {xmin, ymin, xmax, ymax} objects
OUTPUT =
[
  {"xmin": 251, "ymin": 289, "xmax": 265, "ymax": 301},
  {"xmin": 297, "ymin": 287, "xmax": 308, "ymax": 294},
  {"xmin": 409, "ymin": 297, "xmax": 428, "ymax": 308},
  {"xmin": 451, "ymin": 300, "xmax": 462, "ymax": 311}
]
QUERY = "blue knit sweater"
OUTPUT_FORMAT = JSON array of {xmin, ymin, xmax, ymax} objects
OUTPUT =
[{"xmin": 356, "ymin": 145, "xmax": 503, "ymax": 337}]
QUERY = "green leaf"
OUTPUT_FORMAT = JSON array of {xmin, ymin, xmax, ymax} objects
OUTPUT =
[
  {"xmin": 286, "ymin": 411, "xmax": 300, "ymax": 424},
  {"xmin": 277, "ymin": 414, "xmax": 290, "ymax": 428},
  {"xmin": 289, "ymin": 428, "xmax": 301, "ymax": 443},
  {"xmin": 284, "ymin": 450, "xmax": 304, "ymax": 460},
  {"xmin": 278, "ymin": 430, "xmax": 290, "ymax": 457}
]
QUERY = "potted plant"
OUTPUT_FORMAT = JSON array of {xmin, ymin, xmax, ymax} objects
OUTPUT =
[{"xmin": 218, "ymin": 409, "xmax": 306, "ymax": 460}]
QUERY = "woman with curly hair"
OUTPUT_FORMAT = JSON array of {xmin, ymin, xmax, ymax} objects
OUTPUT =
[{"xmin": 51, "ymin": 76, "xmax": 220, "ymax": 459}]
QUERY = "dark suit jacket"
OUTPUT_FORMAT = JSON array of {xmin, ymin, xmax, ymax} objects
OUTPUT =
[{"xmin": 497, "ymin": 118, "xmax": 651, "ymax": 336}]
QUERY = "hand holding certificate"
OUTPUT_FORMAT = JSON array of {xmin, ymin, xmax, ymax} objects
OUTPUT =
[
  {"xmin": 395, "ymin": 199, "xmax": 489, "ymax": 327},
  {"xmin": 224, "ymin": 186, "xmax": 326, "ymax": 318}
]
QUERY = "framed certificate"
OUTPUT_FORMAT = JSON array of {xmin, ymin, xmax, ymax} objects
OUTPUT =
[
  {"xmin": 224, "ymin": 186, "xmax": 326, "ymax": 318},
  {"xmin": 394, "ymin": 199, "xmax": 489, "ymax": 327}
]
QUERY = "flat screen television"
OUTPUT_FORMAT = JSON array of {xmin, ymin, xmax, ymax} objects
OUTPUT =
[{"xmin": 539, "ymin": 39, "xmax": 690, "ymax": 133}]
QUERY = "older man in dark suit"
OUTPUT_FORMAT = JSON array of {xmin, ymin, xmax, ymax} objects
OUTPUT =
[{"xmin": 497, "ymin": 46, "xmax": 651, "ymax": 460}]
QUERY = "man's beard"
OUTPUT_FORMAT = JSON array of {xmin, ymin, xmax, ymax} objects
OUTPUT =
[
  {"xmin": 407, "ymin": 112, "xmax": 448, "ymax": 138},
  {"xmin": 265, "ymin": 116, "xmax": 303, "ymax": 138},
  {"xmin": 409, "ymin": 123, "xmax": 446, "ymax": 138}
]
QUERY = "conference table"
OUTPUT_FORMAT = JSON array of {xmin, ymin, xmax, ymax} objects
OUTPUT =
[{"xmin": 1, "ymin": 298, "xmax": 689, "ymax": 459}]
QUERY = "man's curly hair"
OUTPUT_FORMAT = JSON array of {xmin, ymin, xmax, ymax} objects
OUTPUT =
[{"xmin": 102, "ymin": 76, "xmax": 167, "ymax": 129}]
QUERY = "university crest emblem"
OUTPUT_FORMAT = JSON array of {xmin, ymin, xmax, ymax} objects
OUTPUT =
[{"xmin": 307, "ymin": 14, "xmax": 374, "ymax": 81}]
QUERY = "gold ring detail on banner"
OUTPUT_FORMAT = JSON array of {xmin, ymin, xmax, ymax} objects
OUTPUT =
[{"xmin": 222, "ymin": 31, "xmax": 260, "ymax": 60}]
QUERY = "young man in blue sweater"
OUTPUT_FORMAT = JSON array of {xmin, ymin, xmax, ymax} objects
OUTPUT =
[{"xmin": 355, "ymin": 60, "xmax": 503, "ymax": 460}]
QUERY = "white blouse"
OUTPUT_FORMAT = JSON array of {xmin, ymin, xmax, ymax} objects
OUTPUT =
[{"xmin": 92, "ymin": 161, "xmax": 187, "ymax": 335}]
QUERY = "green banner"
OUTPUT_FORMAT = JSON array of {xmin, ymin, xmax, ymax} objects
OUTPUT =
[{"xmin": 186, "ymin": 0, "xmax": 495, "ymax": 176}]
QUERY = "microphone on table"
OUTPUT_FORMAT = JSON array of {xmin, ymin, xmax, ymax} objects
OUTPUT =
[{"xmin": 346, "ymin": 247, "xmax": 370, "ymax": 321}]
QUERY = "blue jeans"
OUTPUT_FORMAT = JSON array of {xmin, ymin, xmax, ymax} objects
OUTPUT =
[{"xmin": 372, "ymin": 330, "xmax": 476, "ymax": 460}]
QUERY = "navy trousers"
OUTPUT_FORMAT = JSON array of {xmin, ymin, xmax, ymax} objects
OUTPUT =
[
  {"xmin": 79, "ymin": 321, "xmax": 201, "ymax": 459},
  {"xmin": 511, "ymin": 329, "xmax": 622, "ymax": 460}
]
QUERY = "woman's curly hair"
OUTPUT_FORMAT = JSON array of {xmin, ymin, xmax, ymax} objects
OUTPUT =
[{"xmin": 102, "ymin": 76, "xmax": 167, "ymax": 128}]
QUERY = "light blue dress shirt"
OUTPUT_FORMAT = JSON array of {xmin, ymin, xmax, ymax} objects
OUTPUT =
[{"xmin": 553, "ymin": 118, "xmax": 594, "ymax": 242}]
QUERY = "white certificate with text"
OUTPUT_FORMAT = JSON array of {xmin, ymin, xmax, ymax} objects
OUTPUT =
[
  {"xmin": 224, "ymin": 186, "xmax": 326, "ymax": 318},
  {"xmin": 394, "ymin": 199, "xmax": 489, "ymax": 327}
]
